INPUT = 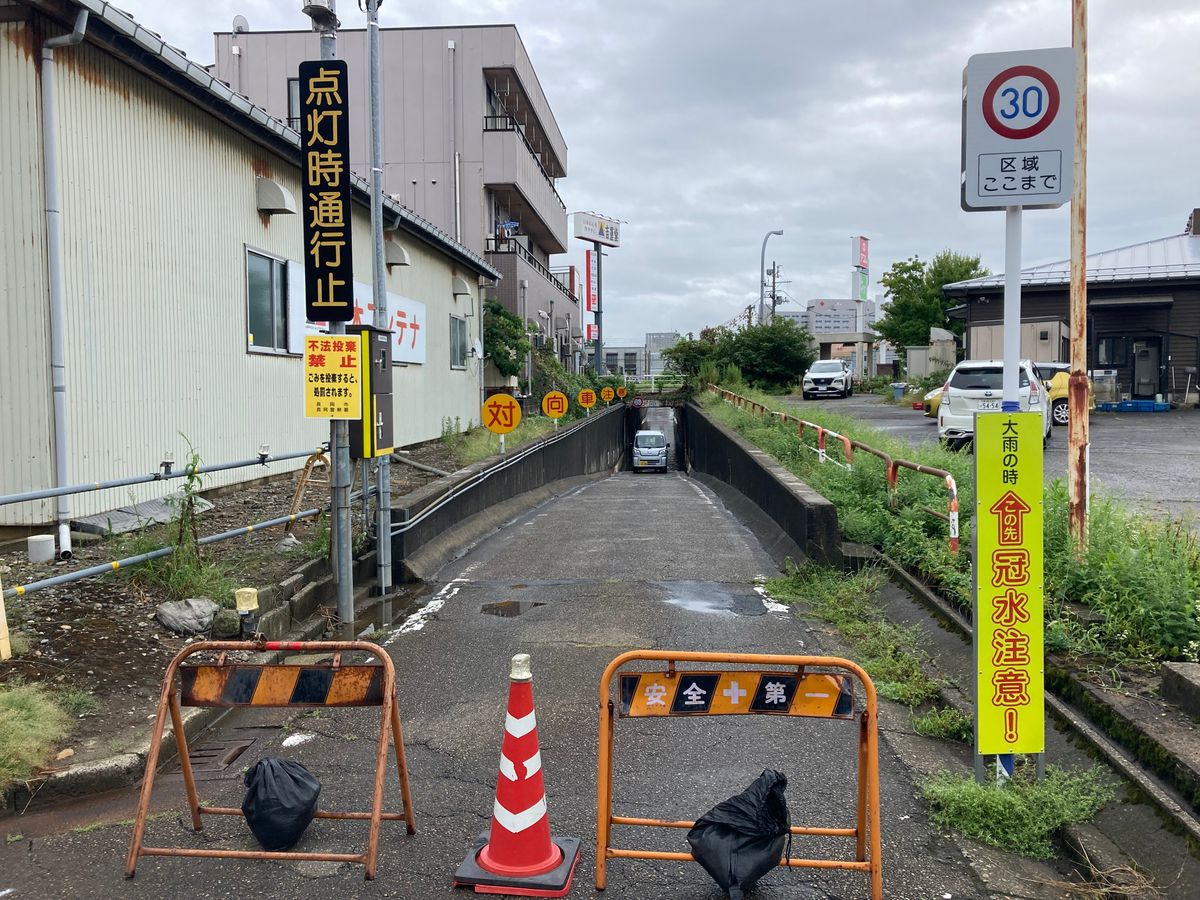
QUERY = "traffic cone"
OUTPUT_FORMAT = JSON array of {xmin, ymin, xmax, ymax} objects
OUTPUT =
[{"xmin": 453, "ymin": 654, "xmax": 580, "ymax": 897}]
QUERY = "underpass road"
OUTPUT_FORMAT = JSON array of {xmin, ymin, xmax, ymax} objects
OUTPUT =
[{"xmin": 1, "ymin": 472, "xmax": 989, "ymax": 899}]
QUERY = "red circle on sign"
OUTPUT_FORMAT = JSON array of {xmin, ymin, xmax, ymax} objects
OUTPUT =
[{"xmin": 981, "ymin": 65, "xmax": 1060, "ymax": 140}]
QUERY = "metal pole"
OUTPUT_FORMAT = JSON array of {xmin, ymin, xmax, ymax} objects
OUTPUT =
[
  {"xmin": 521, "ymin": 279, "xmax": 530, "ymax": 392},
  {"xmin": 770, "ymin": 262, "xmax": 777, "ymax": 319},
  {"xmin": 1002, "ymin": 206, "xmax": 1022, "ymax": 412},
  {"xmin": 1068, "ymin": 0, "xmax": 1090, "ymax": 550},
  {"xmin": 758, "ymin": 229, "xmax": 782, "ymax": 325},
  {"xmin": 592, "ymin": 241, "xmax": 604, "ymax": 375},
  {"xmin": 317, "ymin": 2, "xmax": 353, "ymax": 627},
  {"xmin": 367, "ymin": 0, "xmax": 391, "ymax": 597}
]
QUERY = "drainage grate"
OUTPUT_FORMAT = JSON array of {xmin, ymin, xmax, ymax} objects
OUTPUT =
[
  {"xmin": 168, "ymin": 739, "xmax": 254, "ymax": 778},
  {"xmin": 481, "ymin": 600, "xmax": 544, "ymax": 618}
]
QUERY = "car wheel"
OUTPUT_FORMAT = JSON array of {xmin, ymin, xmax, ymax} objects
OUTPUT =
[
  {"xmin": 802, "ymin": 392, "xmax": 810, "ymax": 400},
  {"xmin": 1052, "ymin": 400, "xmax": 1069, "ymax": 426}
]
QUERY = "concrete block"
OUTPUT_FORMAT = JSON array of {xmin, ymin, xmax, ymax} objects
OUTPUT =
[
  {"xmin": 258, "ymin": 605, "xmax": 292, "ymax": 641},
  {"xmin": 278, "ymin": 572, "xmax": 305, "ymax": 602},
  {"xmin": 1161, "ymin": 662, "xmax": 1200, "ymax": 718},
  {"xmin": 290, "ymin": 580, "xmax": 327, "ymax": 623}
]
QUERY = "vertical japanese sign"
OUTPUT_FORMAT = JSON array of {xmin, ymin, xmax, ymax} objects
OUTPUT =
[
  {"xmin": 305, "ymin": 334, "xmax": 362, "ymax": 418},
  {"xmin": 585, "ymin": 250, "xmax": 598, "ymax": 312},
  {"xmin": 299, "ymin": 60, "xmax": 355, "ymax": 322},
  {"xmin": 975, "ymin": 412, "xmax": 1044, "ymax": 754},
  {"xmin": 586, "ymin": 324, "xmax": 598, "ymax": 342}
]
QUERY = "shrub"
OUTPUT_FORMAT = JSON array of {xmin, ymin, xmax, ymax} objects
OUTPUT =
[{"xmin": 0, "ymin": 683, "xmax": 69, "ymax": 786}]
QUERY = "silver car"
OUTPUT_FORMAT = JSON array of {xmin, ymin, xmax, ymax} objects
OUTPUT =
[
  {"xmin": 802, "ymin": 360, "xmax": 853, "ymax": 399},
  {"xmin": 632, "ymin": 430, "xmax": 669, "ymax": 472}
]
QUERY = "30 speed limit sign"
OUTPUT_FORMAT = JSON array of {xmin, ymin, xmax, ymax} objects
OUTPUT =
[{"xmin": 962, "ymin": 48, "xmax": 1075, "ymax": 211}]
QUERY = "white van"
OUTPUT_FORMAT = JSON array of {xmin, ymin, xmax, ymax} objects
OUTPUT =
[{"xmin": 632, "ymin": 430, "xmax": 669, "ymax": 472}]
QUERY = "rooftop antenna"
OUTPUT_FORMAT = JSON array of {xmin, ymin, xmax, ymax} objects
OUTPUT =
[{"xmin": 232, "ymin": 14, "xmax": 249, "ymax": 33}]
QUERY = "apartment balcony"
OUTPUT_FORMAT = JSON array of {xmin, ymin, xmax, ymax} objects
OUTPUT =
[
  {"xmin": 486, "ymin": 236, "xmax": 580, "ymax": 360},
  {"xmin": 483, "ymin": 116, "xmax": 567, "ymax": 255}
]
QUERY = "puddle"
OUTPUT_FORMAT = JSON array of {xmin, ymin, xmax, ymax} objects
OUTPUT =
[
  {"xmin": 658, "ymin": 581, "xmax": 764, "ymax": 617},
  {"xmin": 481, "ymin": 600, "xmax": 545, "ymax": 617}
]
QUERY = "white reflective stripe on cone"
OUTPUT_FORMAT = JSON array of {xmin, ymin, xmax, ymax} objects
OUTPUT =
[
  {"xmin": 499, "ymin": 750, "xmax": 543, "ymax": 782},
  {"xmin": 493, "ymin": 796, "xmax": 548, "ymax": 834},
  {"xmin": 505, "ymin": 710, "xmax": 537, "ymax": 738}
]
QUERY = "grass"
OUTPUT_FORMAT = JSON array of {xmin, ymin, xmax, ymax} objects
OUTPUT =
[
  {"xmin": 913, "ymin": 706, "xmax": 973, "ymax": 743},
  {"xmin": 0, "ymin": 682, "xmax": 69, "ymax": 786},
  {"xmin": 443, "ymin": 416, "xmax": 559, "ymax": 468},
  {"xmin": 922, "ymin": 766, "xmax": 1116, "ymax": 858},
  {"xmin": 703, "ymin": 387, "xmax": 1200, "ymax": 665},
  {"xmin": 112, "ymin": 529, "xmax": 237, "ymax": 606},
  {"xmin": 57, "ymin": 688, "xmax": 99, "ymax": 717},
  {"xmin": 766, "ymin": 564, "xmax": 941, "ymax": 706}
]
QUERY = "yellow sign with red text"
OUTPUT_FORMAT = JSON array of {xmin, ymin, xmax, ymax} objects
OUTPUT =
[
  {"xmin": 541, "ymin": 391, "xmax": 569, "ymax": 419},
  {"xmin": 600, "ymin": 386, "xmax": 616, "ymax": 403},
  {"xmin": 974, "ymin": 412, "xmax": 1044, "ymax": 754},
  {"xmin": 482, "ymin": 394, "xmax": 522, "ymax": 434},
  {"xmin": 577, "ymin": 388, "xmax": 597, "ymax": 409},
  {"xmin": 304, "ymin": 335, "xmax": 362, "ymax": 419}
]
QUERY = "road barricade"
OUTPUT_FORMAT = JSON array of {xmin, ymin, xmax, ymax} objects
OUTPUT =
[
  {"xmin": 125, "ymin": 640, "xmax": 416, "ymax": 880},
  {"xmin": 596, "ymin": 650, "xmax": 882, "ymax": 899}
]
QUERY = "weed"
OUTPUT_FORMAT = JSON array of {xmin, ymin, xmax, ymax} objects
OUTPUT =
[
  {"xmin": 913, "ymin": 707, "xmax": 973, "ymax": 743},
  {"xmin": 0, "ymin": 682, "xmax": 69, "ymax": 786},
  {"xmin": 57, "ymin": 688, "xmax": 98, "ymax": 717},
  {"xmin": 6, "ymin": 832, "xmax": 24, "ymax": 843},
  {"xmin": 446, "ymin": 416, "xmax": 557, "ymax": 468},
  {"xmin": 921, "ymin": 765, "xmax": 1116, "ymax": 858},
  {"xmin": 767, "ymin": 565, "xmax": 941, "ymax": 706},
  {"xmin": 296, "ymin": 513, "xmax": 332, "ymax": 562}
]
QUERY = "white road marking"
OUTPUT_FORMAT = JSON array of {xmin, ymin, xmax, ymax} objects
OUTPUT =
[
  {"xmin": 282, "ymin": 733, "xmax": 314, "ymax": 748},
  {"xmin": 384, "ymin": 564, "xmax": 478, "ymax": 643},
  {"xmin": 753, "ymin": 578, "xmax": 789, "ymax": 614}
]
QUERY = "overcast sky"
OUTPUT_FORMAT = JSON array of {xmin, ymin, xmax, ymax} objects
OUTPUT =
[{"xmin": 114, "ymin": 0, "xmax": 1200, "ymax": 343}]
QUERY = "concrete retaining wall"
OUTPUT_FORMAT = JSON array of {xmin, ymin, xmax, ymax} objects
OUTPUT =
[
  {"xmin": 391, "ymin": 405, "xmax": 628, "ymax": 580},
  {"xmin": 684, "ymin": 402, "xmax": 842, "ymax": 567}
]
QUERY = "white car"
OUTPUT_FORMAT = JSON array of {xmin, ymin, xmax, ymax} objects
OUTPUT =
[
  {"xmin": 631, "ymin": 429, "xmax": 669, "ymax": 472},
  {"xmin": 937, "ymin": 359, "xmax": 1051, "ymax": 450},
  {"xmin": 802, "ymin": 360, "xmax": 853, "ymax": 399}
]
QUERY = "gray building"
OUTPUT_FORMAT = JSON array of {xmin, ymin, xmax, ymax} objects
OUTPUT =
[
  {"xmin": 781, "ymin": 298, "xmax": 877, "ymax": 333},
  {"xmin": 212, "ymin": 23, "xmax": 583, "ymax": 367},
  {"xmin": 601, "ymin": 333, "xmax": 680, "ymax": 376}
]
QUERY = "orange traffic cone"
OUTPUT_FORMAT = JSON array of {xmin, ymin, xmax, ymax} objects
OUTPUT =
[{"xmin": 453, "ymin": 654, "xmax": 580, "ymax": 897}]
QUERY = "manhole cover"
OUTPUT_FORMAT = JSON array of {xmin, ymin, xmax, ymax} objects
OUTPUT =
[
  {"xmin": 480, "ymin": 601, "xmax": 544, "ymax": 618},
  {"xmin": 168, "ymin": 739, "xmax": 254, "ymax": 779}
]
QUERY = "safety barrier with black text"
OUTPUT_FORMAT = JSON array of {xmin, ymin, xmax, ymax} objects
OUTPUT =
[
  {"xmin": 597, "ymin": 650, "xmax": 883, "ymax": 899},
  {"xmin": 125, "ymin": 640, "xmax": 416, "ymax": 880}
]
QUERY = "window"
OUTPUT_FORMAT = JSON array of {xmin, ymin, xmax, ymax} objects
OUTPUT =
[
  {"xmin": 287, "ymin": 78, "xmax": 301, "ymax": 130},
  {"xmin": 949, "ymin": 365, "xmax": 1029, "ymax": 390},
  {"xmin": 624, "ymin": 352, "xmax": 638, "ymax": 375},
  {"xmin": 605, "ymin": 352, "xmax": 618, "ymax": 373},
  {"xmin": 450, "ymin": 315, "xmax": 468, "ymax": 369},
  {"xmin": 1097, "ymin": 337, "xmax": 1127, "ymax": 367},
  {"xmin": 247, "ymin": 249, "xmax": 288, "ymax": 352},
  {"xmin": 635, "ymin": 433, "xmax": 666, "ymax": 449}
]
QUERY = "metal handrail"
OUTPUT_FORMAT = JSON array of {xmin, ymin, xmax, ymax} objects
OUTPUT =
[
  {"xmin": 482, "ymin": 114, "xmax": 566, "ymax": 210},
  {"xmin": 484, "ymin": 236, "xmax": 580, "ymax": 305}
]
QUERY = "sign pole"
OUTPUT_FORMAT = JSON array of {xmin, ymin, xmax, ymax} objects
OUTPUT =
[
  {"xmin": 1068, "ymin": 0, "xmax": 1090, "ymax": 553},
  {"xmin": 1002, "ymin": 206, "xmax": 1022, "ymax": 413},
  {"xmin": 592, "ymin": 239, "xmax": 603, "ymax": 375}
]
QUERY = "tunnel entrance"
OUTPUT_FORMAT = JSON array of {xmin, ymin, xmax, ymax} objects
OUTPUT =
[{"xmin": 624, "ymin": 402, "xmax": 687, "ymax": 471}]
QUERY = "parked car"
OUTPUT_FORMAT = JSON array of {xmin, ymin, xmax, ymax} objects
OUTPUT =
[
  {"xmin": 802, "ymin": 360, "xmax": 853, "ymax": 399},
  {"xmin": 938, "ymin": 359, "xmax": 1051, "ymax": 450},
  {"xmin": 1034, "ymin": 362, "xmax": 1095, "ymax": 426},
  {"xmin": 631, "ymin": 429, "xmax": 669, "ymax": 472},
  {"xmin": 922, "ymin": 386, "xmax": 942, "ymax": 418}
]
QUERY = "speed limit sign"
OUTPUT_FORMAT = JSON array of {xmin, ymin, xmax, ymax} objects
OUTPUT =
[{"xmin": 962, "ymin": 48, "xmax": 1074, "ymax": 211}]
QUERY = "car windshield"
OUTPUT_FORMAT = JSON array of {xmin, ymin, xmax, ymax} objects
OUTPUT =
[
  {"xmin": 809, "ymin": 361, "xmax": 844, "ymax": 373},
  {"xmin": 949, "ymin": 366, "xmax": 1029, "ymax": 390},
  {"xmin": 635, "ymin": 434, "xmax": 665, "ymax": 448}
]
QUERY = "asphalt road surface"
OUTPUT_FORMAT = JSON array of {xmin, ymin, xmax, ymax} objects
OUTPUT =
[
  {"xmin": 0, "ymin": 469, "xmax": 990, "ymax": 899},
  {"xmin": 788, "ymin": 393, "xmax": 1200, "ymax": 523}
]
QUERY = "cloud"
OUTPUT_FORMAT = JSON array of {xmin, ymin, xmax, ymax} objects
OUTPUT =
[{"xmin": 112, "ymin": 0, "xmax": 1200, "ymax": 337}]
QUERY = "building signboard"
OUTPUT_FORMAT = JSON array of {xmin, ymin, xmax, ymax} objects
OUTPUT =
[
  {"xmin": 574, "ymin": 212, "xmax": 621, "ymax": 248},
  {"xmin": 307, "ymin": 283, "xmax": 427, "ymax": 365},
  {"xmin": 299, "ymin": 59, "xmax": 355, "ymax": 321},
  {"xmin": 304, "ymin": 334, "xmax": 362, "ymax": 419},
  {"xmin": 974, "ymin": 412, "xmax": 1044, "ymax": 755},
  {"xmin": 962, "ymin": 48, "xmax": 1075, "ymax": 211},
  {"xmin": 585, "ymin": 250, "xmax": 599, "ymax": 312}
]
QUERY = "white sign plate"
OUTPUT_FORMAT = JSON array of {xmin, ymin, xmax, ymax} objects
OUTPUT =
[
  {"xmin": 962, "ymin": 48, "xmax": 1075, "ymax": 211},
  {"xmin": 306, "ymin": 281, "xmax": 427, "ymax": 364},
  {"xmin": 574, "ymin": 212, "xmax": 621, "ymax": 247}
]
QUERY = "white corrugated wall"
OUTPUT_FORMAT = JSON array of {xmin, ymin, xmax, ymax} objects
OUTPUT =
[{"xmin": 1, "ymin": 23, "xmax": 482, "ymax": 526}]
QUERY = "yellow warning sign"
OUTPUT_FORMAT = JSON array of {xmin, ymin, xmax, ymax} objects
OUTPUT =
[
  {"xmin": 541, "ymin": 391, "xmax": 569, "ymax": 419},
  {"xmin": 577, "ymin": 388, "xmax": 597, "ymax": 409},
  {"xmin": 616, "ymin": 386, "xmax": 628, "ymax": 399},
  {"xmin": 600, "ymin": 386, "xmax": 615, "ymax": 403},
  {"xmin": 975, "ymin": 412, "xmax": 1044, "ymax": 755},
  {"xmin": 304, "ymin": 334, "xmax": 362, "ymax": 419},
  {"xmin": 482, "ymin": 394, "xmax": 522, "ymax": 435},
  {"xmin": 618, "ymin": 671, "xmax": 853, "ymax": 719}
]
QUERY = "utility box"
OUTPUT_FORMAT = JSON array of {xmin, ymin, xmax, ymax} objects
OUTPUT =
[{"xmin": 350, "ymin": 325, "xmax": 394, "ymax": 459}]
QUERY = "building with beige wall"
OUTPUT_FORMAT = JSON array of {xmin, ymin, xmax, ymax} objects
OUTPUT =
[
  {"xmin": 0, "ymin": 0, "xmax": 498, "ymax": 527},
  {"xmin": 212, "ymin": 22, "xmax": 584, "ymax": 370}
]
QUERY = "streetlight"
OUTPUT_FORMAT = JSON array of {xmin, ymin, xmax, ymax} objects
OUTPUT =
[{"xmin": 759, "ymin": 229, "xmax": 783, "ymax": 324}]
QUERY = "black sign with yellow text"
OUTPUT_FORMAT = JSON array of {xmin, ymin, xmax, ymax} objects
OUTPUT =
[{"xmin": 299, "ymin": 59, "xmax": 355, "ymax": 322}]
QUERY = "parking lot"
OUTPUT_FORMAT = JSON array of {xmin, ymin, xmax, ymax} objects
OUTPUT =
[{"xmin": 784, "ymin": 392, "xmax": 1200, "ymax": 525}]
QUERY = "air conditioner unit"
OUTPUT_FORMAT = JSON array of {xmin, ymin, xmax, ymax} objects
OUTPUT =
[{"xmin": 532, "ymin": 334, "xmax": 546, "ymax": 349}]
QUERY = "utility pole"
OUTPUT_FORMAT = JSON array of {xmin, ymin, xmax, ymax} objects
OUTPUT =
[
  {"xmin": 769, "ymin": 262, "xmax": 778, "ymax": 320},
  {"xmin": 1068, "ymin": 0, "xmax": 1090, "ymax": 551}
]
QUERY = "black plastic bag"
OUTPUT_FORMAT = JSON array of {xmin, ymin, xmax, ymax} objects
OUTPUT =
[
  {"xmin": 687, "ymin": 769, "xmax": 790, "ymax": 900},
  {"xmin": 241, "ymin": 757, "xmax": 321, "ymax": 851}
]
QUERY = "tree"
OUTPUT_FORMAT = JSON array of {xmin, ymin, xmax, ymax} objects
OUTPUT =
[
  {"xmin": 662, "ymin": 328, "xmax": 724, "ymax": 377},
  {"xmin": 482, "ymin": 299, "xmax": 529, "ymax": 378},
  {"xmin": 719, "ymin": 318, "xmax": 816, "ymax": 390},
  {"xmin": 875, "ymin": 250, "xmax": 988, "ymax": 356}
]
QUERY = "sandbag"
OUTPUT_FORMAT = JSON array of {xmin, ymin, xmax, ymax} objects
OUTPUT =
[
  {"xmin": 686, "ymin": 768, "xmax": 790, "ymax": 900},
  {"xmin": 241, "ymin": 757, "xmax": 321, "ymax": 851}
]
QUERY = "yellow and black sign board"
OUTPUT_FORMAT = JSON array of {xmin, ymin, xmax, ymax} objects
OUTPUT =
[
  {"xmin": 180, "ymin": 664, "xmax": 384, "ymax": 708},
  {"xmin": 618, "ymin": 671, "xmax": 853, "ymax": 719}
]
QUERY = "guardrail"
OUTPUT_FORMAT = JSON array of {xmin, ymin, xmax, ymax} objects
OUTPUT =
[{"xmin": 709, "ymin": 386, "xmax": 959, "ymax": 553}]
